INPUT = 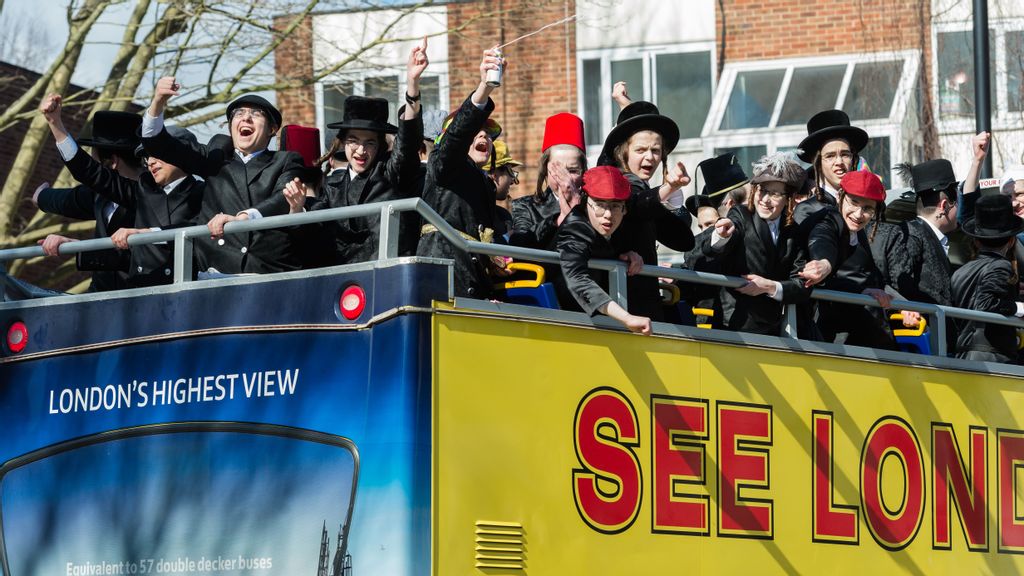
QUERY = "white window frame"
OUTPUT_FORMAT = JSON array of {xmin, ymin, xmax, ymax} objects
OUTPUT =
[
  {"xmin": 702, "ymin": 51, "xmax": 920, "ymax": 187},
  {"xmin": 315, "ymin": 65, "xmax": 449, "ymax": 138},
  {"xmin": 576, "ymin": 42, "xmax": 717, "ymax": 158},
  {"xmin": 932, "ymin": 20, "xmax": 1024, "ymax": 133}
]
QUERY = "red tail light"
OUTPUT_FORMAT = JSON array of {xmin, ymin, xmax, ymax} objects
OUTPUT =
[
  {"xmin": 339, "ymin": 285, "xmax": 366, "ymax": 321},
  {"xmin": 7, "ymin": 321, "xmax": 28, "ymax": 353}
]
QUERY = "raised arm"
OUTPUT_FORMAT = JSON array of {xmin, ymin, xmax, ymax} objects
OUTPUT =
[{"xmin": 141, "ymin": 77, "xmax": 220, "ymax": 177}]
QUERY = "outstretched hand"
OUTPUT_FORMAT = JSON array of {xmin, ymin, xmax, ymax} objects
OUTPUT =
[
  {"xmin": 408, "ymin": 37, "xmax": 429, "ymax": 82},
  {"xmin": 798, "ymin": 258, "xmax": 832, "ymax": 287}
]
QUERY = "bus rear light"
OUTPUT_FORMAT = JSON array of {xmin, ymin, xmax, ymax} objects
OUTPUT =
[
  {"xmin": 339, "ymin": 285, "xmax": 366, "ymax": 321},
  {"xmin": 7, "ymin": 321, "xmax": 28, "ymax": 353}
]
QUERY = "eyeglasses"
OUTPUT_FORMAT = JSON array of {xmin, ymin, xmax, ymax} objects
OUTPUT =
[
  {"xmin": 587, "ymin": 199, "xmax": 625, "ymax": 216},
  {"xmin": 757, "ymin": 188, "xmax": 787, "ymax": 201},
  {"xmin": 844, "ymin": 198, "xmax": 877, "ymax": 218},
  {"xmin": 344, "ymin": 137, "xmax": 379, "ymax": 150},
  {"xmin": 822, "ymin": 150, "xmax": 853, "ymax": 164},
  {"xmin": 230, "ymin": 107, "xmax": 267, "ymax": 121}
]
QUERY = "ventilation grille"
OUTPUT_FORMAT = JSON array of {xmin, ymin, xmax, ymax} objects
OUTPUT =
[{"xmin": 474, "ymin": 520, "xmax": 525, "ymax": 570}]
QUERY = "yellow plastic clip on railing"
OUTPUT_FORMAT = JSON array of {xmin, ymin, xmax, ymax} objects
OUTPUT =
[
  {"xmin": 692, "ymin": 307, "xmax": 715, "ymax": 330},
  {"xmin": 496, "ymin": 262, "xmax": 546, "ymax": 289},
  {"xmin": 890, "ymin": 313, "xmax": 928, "ymax": 337},
  {"xmin": 660, "ymin": 282, "xmax": 680, "ymax": 305},
  {"xmin": 1017, "ymin": 330, "xmax": 1024, "ymax": 350}
]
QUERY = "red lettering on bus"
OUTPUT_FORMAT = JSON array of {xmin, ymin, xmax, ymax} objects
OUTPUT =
[
  {"xmin": 717, "ymin": 402, "xmax": 773, "ymax": 539},
  {"xmin": 572, "ymin": 387, "xmax": 642, "ymax": 534},
  {"xmin": 997, "ymin": 429, "xmax": 1024, "ymax": 553},
  {"xmin": 861, "ymin": 417, "xmax": 924, "ymax": 550},
  {"xmin": 651, "ymin": 396, "xmax": 709, "ymax": 535},
  {"xmin": 812, "ymin": 411, "xmax": 859, "ymax": 544},
  {"xmin": 932, "ymin": 424, "xmax": 988, "ymax": 551}
]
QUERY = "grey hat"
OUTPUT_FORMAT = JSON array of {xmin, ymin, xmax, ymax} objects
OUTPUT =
[
  {"xmin": 135, "ymin": 125, "xmax": 197, "ymax": 158},
  {"xmin": 749, "ymin": 151, "xmax": 807, "ymax": 191},
  {"xmin": 422, "ymin": 109, "xmax": 448, "ymax": 142}
]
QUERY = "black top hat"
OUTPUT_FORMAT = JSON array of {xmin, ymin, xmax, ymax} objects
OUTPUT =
[
  {"xmin": 697, "ymin": 152, "xmax": 749, "ymax": 200},
  {"xmin": 327, "ymin": 96, "xmax": 398, "ymax": 135},
  {"xmin": 226, "ymin": 95, "xmax": 283, "ymax": 128},
  {"xmin": 797, "ymin": 109, "xmax": 868, "ymax": 163},
  {"xmin": 135, "ymin": 125, "xmax": 197, "ymax": 158},
  {"xmin": 597, "ymin": 101, "xmax": 680, "ymax": 167},
  {"xmin": 962, "ymin": 194, "xmax": 1024, "ymax": 239},
  {"xmin": 78, "ymin": 111, "xmax": 142, "ymax": 151}
]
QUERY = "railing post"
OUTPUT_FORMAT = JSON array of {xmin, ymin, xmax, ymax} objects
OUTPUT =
[
  {"xmin": 608, "ymin": 263, "xmax": 628, "ymax": 308},
  {"xmin": 0, "ymin": 262, "xmax": 8, "ymax": 302},
  {"xmin": 378, "ymin": 203, "xmax": 400, "ymax": 260},
  {"xmin": 933, "ymin": 308, "xmax": 948, "ymax": 358},
  {"xmin": 173, "ymin": 229, "xmax": 193, "ymax": 284},
  {"xmin": 782, "ymin": 304, "xmax": 798, "ymax": 338}
]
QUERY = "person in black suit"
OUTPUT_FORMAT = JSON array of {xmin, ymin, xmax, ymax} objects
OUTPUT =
[
  {"xmin": 951, "ymin": 194, "xmax": 1024, "ymax": 364},
  {"xmin": 799, "ymin": 171, "xmax": 897, "ymax": 349},
  {"xmin": 700, "ymin": 152, "xmax": 812, "ymax": 337},
  {"xmin": 557, "ymin": 166, "xmax": 651, "ymax": 335},
  {"xmin": 35, "ymin": 105, "xmax": 141, "ymax": 291},
  {"xmin": 285, "ymin": 40, "xmax": 427, "ymax": 264},
  {"xmin": 793, "ymin": 110, "xmax": 869, "ymax": 225},
  {"xmin": 141, "ymin": 77, "xmax": 304, "ymax": 275},
  {"xmin": 41, "ymin": 92, "xmax": 205, "ymax": 287},
  {"xmin": 416, "ymin": 48, "xmax": 508, "ymax": 299},
  {"xmin": 596, "ymin": 101, "xmax": 695, "ymax": 321}
]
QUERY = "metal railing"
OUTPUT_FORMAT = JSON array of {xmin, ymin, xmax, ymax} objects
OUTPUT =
[{"xmin": 3, "ymin": 197, "xmax": 1023, "ymax": 358}]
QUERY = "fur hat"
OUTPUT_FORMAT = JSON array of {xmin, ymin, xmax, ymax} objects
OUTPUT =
[{"xmin": 749, "ymin": 151, "xmax": 807, "ymax": 192}]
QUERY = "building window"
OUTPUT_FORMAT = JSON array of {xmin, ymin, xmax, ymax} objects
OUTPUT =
[
  {"xmin": 704, "ymin": 52, "xmax": 919, "ymax": 190},
  {"xmin": 579, "ymin": 44, "xmax": 714, "ymax": 151},
  {"xmin": 936, "ymin": 29, "xmax": 995, "ymax": 119},
  {"xmin": 320, "ymin": 74, "xmax": 442, "ymax": 132},
  {"xmin": 1007, "ymin": 30, "xmax": 1024, "ymax": 113},
  {"xmin": 935, "ymin": 23, "xmax": 1024, "ymax": 124}
]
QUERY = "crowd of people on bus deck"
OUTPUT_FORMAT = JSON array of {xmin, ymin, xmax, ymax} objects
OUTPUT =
[{"xmin": 29, "ymin": 44, "xmax": 1024, "ymax": 365}]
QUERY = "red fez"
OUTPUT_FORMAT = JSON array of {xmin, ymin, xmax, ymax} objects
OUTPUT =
[
  {"xmin": 280, "ymin": 124, "xmax": 321, "ymax": 168},
  {"xmin": 542, "ymin": 112, "xmax": 585, "ymax": 152},
  {"xmin": 583, "ymin": 166, "xmax": 631, "ymax": 201},
  {"xmin": 840, "ymin": 170, "xmax": 885, "ymax": 203}
]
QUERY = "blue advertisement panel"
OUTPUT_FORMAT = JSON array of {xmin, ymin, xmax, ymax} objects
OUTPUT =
[{"xmin": 0, "ymin": 314, "xmax": 432, "ymax": 576}]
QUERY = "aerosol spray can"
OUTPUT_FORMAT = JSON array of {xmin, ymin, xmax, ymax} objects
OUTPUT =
[{"xmin": 486, "ymin": 48, "xmax": 504, "ymax": 87}]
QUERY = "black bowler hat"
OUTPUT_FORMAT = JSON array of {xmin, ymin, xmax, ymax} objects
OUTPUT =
[
  {"xmin": 226, "ymin": 94, "xmax": 283, "ymax": 127},
  {"xmin": 797, "ymin": 109, "xmax": 868, "ymax": 163},
  {"xmin": 962, "ymin": 194, "xmax": 1024, "ymax": 239},
  {"xmin": 598, "ymin": 101, "xmax": 680, "ymax": 167},
  {"xmin": 78, "ymin": 111, "xmax": 142, "ymax": 151},
  {"xmin": 327, "ymin": 96, "xmax": 398, "ymax": 135}
]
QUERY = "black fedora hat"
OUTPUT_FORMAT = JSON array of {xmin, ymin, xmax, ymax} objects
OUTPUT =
[
  {"xmin": 797, "ymin": 109, "xmax": 868, "ymax": 163},
  {"xmin": 226, "ymin": 94, "xmax": 283, "ymax": 128},
  {"xmin": 78, "ymin": 111, "xmax": 142, "ymax": 151},
  {"xmin": 327, "ymin": 96, "xmax": 398, "ymax": 135},
  {"xmin": 910, "ymin": 159, "xmax": 957, "ymax": 195},
  {"xmin": 962, "ymin": 194, "xmax": 1024, "ymax": 239},
  {"xmin": 684, "ymin": 193, "xmax": 716, "ymax": 217},
  {"xmin": 597, "ymin": 101, "xmax": 680, "ymax": 167},
  {"xmin": 697, "ymin": 152, "xmax": 749, "ymax": 199}
]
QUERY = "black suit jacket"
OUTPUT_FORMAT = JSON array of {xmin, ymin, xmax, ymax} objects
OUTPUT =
[
  {"xmin": 701, "ymin": 205, "xmax": 810, "ymax": 335},
  {"xmin": 556, "ymin": 206, "xmax": 619, "ymax": 315},
  {"xmin": 613, "ymin": 173, "xmax": 695, "ymax": 321},
  {"xmin": 35, "ymin": 184, "xmax": 132, "ymax": 291},
  {"xmin": 416, "ymin": 95, "xmax": 500, "ymax": 298},
  {"xmin": 951, "ymin": 251, "xmax": 1020, "ymax": 362},
  {"xmin": 309, "ymin": 111, "xmax": 423, "ymax": 264},
  {"xmin": 141, "ymin": 128, "xmax": 304, "ymax": 274},
  {"xmin": 64, "ymin": 148, "xmax": 204, "ymax": 287}
]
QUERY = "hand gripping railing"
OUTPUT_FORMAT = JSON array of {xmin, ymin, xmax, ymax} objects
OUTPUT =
[{"xmin": 2, "ymin": 198, "xmax": 1023, "ymax": 358}]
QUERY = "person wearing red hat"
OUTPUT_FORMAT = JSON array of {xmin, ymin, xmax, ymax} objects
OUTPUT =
[
  {"xmin": 556, "ymin": 166, "xmax": 651, "ymax": 335},
  {"xmin": 800, "ymin": 170, "xmax": 897, "ymax": 348},
  {"xmin": 509, "ymin": 112, "xmax": 587, "ymax": 250},
  {"xmin": 701, "ymin": 152, "xmax": 812, "ymax": 336},
  {"xmin": 951, "ymin": 194, "xmax": 1024, "ymax": 363},
  {"xmin": 417, "ymin": 48, "xmax": 508, "ymax": 299}
]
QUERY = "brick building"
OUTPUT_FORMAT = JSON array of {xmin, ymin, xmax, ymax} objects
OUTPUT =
[{"xmin": 276, "ymin": 0, "xmax": 1024, "ymax": 196}]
